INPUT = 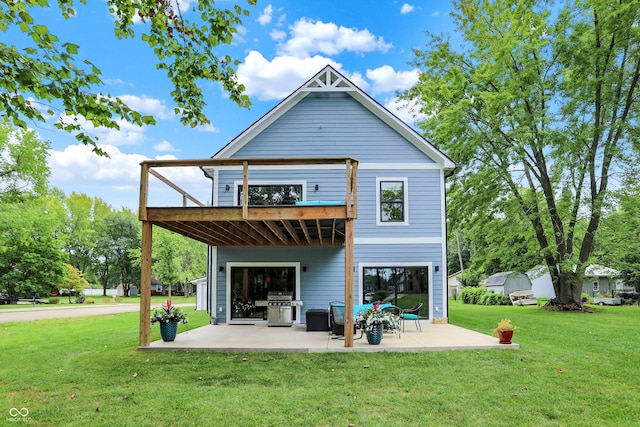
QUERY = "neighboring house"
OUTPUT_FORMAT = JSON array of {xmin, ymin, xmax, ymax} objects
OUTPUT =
[
  {"xmin": 483, "ymin": 271, "xmax": 532, "ymax": 295},
  {"xmin": 526, "ymin": 265, "xmax": 556, "ymax": 299},
  {"xmin": 204, "ymin": 66, "xmax": 455, "ymax": 325},
  {"xmin": 448, "ymin": 271, "xmax": 463, "ymax": 299},
  {"xmin": 583, "ymin": 264, "xmax": 622, "ymax": 297}
]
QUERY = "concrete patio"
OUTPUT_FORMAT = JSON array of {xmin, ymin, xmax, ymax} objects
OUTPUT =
[{"xmin": 140, "ymin": 321, "xmax": 519, "ymax": 353}]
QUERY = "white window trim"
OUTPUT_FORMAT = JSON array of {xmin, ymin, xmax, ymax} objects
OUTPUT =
[
  {"xmin": 593, "ymin": 281, "xmax": 599, "ymax": 292},
  {"xmin": 225, "ymin": 262, "xmax": 301, "ymax": 324},
  {"xmin": 376, "ymin": 177, "xmax": 409, "ymax": 226},
  {"xmin": 233, "ymin": 180, "xmax": 307, "ymax": 206},
  {"xmin": 358, "ymin": 262, "xmax": 433, "ymax": 320}
]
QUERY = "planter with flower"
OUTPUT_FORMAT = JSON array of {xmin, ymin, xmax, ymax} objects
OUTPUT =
[
  {"xmin": 493, "ymin": 318, "xmax": 519, "ymax": 344},
  {"xmin": 357, "ymin": 302, "xmax": 399, "ymax": 345},
  {"xmin": 150, "ymin": 300, "xmax": 188, "ymax": 342}
]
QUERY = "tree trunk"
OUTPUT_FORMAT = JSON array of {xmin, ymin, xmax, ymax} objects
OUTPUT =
[{"xmin": 548, "ymin": 270, "xmax": 589, "ymax": 311}]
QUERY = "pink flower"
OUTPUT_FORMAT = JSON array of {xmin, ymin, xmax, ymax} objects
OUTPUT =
[{"xmin": 166, "ymin": 299, "xmax": 172, "ymax": 309}]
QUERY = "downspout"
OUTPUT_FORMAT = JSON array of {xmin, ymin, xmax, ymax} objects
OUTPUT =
[{"xmin": 442, "ymin": 165, "xmax": 457, "ymax": 321}]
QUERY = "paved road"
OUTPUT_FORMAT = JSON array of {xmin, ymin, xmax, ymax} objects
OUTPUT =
[{"xmin": 0, "ymin": 303, "xmax": 151, "ymax": 323}]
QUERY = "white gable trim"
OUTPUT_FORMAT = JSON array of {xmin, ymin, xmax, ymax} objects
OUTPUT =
[{"xmin": 213, "ymin": 65, "xmax": 455, "ymax": 171}]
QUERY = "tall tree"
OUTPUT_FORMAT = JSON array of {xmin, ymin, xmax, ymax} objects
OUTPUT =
[
  {"xmin": 403, "ymin": 0, "xmax": 640, "ymax": 308},
  {"xmin": 0, "ymin": 198, "xmax": 65, "ymax": 299},
  {"xmin": 0, "ymin": 122, "xmax": 50, "ymax": 202},
  {"xmin": 1, "ymin": 0, "xmax": 254, "ymax": 154},
  {"xmin": 61, "ymin": 192, "xmax": 97, "ymax": 274}
]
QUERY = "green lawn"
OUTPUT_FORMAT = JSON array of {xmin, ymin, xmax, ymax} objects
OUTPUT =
[{"xmin": 2, "ymin": 301, "xmax": 639, "ymax": 426}]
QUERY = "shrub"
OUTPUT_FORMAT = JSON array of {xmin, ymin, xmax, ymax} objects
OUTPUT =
[
  {"xmin": 85, "ymin": 297, "xmax": 95, "ymax": 304},
  {"xmin": 581, "ymin": 293, "xmax": 593, "ymax": 303},
  {"xmin": 75, "ymin": 293, "xmax": 85, "ymax": 304},
  {"xmin": 49, "ymin": 297, "xmax": 60, "ymax": 304},
  {"xmin": 478, "ymin": 290, "xmax": 508, "ymax": 306},
  {"xmin": 460, "ymin": 286, "xmax": 485, "ymax": 304}
]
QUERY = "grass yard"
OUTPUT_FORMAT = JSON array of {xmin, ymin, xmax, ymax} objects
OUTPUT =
[{"xmin": 2, "ymin": 301, "xmax": 639, "ymax": 426}]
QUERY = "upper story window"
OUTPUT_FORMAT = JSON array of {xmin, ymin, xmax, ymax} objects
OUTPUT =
[
  {"xmin": 238, "ymin": 184, "xmax": 303, "ymax": 206},
  {"xmin": 376, "ymin": 177, "xmax": 408, "ymax": 225}
]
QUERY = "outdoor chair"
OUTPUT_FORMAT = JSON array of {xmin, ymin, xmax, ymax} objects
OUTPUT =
[
  {"xmin": 329, "ymin": 302, "xmax": 360, "ymax": 339},
  {"xmin": 400, "ymin": 303, "xmax": 423, "ymax": 332}
]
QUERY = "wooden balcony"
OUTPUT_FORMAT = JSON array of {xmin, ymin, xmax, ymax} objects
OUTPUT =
[
  {"xmin": 138, "ymin": 157, "xmax": 358, "ymax": 246},
  {"xmin": 138, "ymin": 157, "xmax": 359, "ymax": 348}
]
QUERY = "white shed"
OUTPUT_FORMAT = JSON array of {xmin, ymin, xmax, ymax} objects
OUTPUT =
[{"xmin": 484, "ymin": 271, "xmax": 532, "ymax": 295}]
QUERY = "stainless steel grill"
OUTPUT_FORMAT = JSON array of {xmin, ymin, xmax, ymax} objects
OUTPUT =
[{"xmin": 267, "ymin": 291, "xmax": 293, "ymax": 326}]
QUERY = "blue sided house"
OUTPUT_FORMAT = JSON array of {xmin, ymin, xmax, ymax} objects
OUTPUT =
[{"xmin": 137, "ymin": 65, "xmax": 455, "ymax": 348}]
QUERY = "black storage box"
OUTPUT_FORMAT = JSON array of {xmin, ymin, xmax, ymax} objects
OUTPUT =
[{"xmin": 306, "ymin": 309, "xmax": 329, "ymax": 331}]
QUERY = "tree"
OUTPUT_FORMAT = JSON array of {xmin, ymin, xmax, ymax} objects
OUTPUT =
[
  {"xmin": 61, "ymin": 192, "xmax": 98, "ymax": 274},
  {"xmin": 403, "ymin": 0, "xmax": 640, "ymax": 308},
  {"xmin": 59, "ymin": 263, "xmax": 90, "ymax": 303},
  {"xmin": 0, "ymin": 122, "xmax": 50, "ymax": 202},
  {"xmin": 0, "ymin": 198, "xmax": 65, "ymax": 299},
  {"xmin": 91, "ymin": 206, "xmax": 140, "ymax": 296},
  {"xmin": 152, "ymin": 228, "xmax": 181, "ymax": 295},
  {"xmin": 1, "ymin": 0, "xmax": 254, "ymax": 154}
]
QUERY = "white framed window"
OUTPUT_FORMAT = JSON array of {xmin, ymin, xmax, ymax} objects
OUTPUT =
[
  {"xmin": 593, "ymin": 281, "xmax": 599, "ymax": 292},
  {"xmin": 376, "ymin": 177, "xmax": 408, "ymax": 226}
]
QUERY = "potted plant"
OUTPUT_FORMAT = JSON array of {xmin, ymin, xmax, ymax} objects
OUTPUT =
[
  {"xmin": 150, "ymin": 300, "xmax": 188, "ymax": 342},
  {"xmin": 493, "ymin": 318, "xmax": 519, "ymax": 344},
  {"xmin": 357, "ymin": 302, "xmax": 399, "ymax": 345}
]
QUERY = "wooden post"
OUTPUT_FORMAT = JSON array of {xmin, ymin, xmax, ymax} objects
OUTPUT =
[
  {"xmin": 344, "ymin": 218, "xmax": 354, "ymax": 347},
  {"xmin": 139, "ymin": 221, "xmax": 153, "ymax": 347}
]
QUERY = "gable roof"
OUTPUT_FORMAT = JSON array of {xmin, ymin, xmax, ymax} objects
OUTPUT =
[{"xmin": 213, "ymin": 65, "xmax": 456, "ymax": 171}]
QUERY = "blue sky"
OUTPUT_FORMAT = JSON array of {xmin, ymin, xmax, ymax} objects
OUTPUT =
[{"xmin": 28, "ymin": 0, "xmax": 457, "ymax": 210}]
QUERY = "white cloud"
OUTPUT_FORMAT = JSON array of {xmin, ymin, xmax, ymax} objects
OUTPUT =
[
  {"xmin": 59, "ymin": 114, "xmax": 148, "ymax": 146},
  {"xmin": 237, "ymin": 51, "xmax": 344, "ymax": 100},
  {"xmin": 196, "ymin": 124, "xmax": 220, "ymax": 133},
  {"xmin": 154, "ymin": 140, "xmax": 178, "ymax": 152},
  {"xmin": 366, "ymin": 66, "xmax": 419, "ymax": 95},
  {"xmin": 48, "ymin": 144, "xmax": 212, "ymax": 209},
  {"xmin": 270, "ymin": 29, "xmax": 286, "ymax": 41},
  {"xmin": 258, "ymin": 5, "xmax": 273, "ymax": 26},
  {"xmin": 118, "ymin": 94, "xmax": 174, "ymax": 120},
  {"xmin": 400, "ymin": 4, "xmax": 415, "ymax": 14},
  {"xmin": 279, "ymin": 18, "xmax": 392, "ymax": 58}
]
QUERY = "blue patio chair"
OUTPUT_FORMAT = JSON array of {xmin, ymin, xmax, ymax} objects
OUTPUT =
[{"xmin": 400, "ymin": 303, "xmax": 423, "ymax": 332}]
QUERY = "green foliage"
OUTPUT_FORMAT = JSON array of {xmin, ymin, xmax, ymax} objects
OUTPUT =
[
  {"xmin": 459, "ymin": 286, "xmax": 485, "ymax": 304},
  {"xmin": 0, "ymin": 198, "xmax": 65, "ymax": 298},
  {"xmin": 478, "ymin": 290, "xmax": 508, "ymax": 306},
  {"xmin": 460, "ymin": 287, "xmax": 507, "ymax": 306},
  {"xmin": 0, "ymin": 122, "xmax": 50, "ymax": 202},
  {"xmin": 85, "ymin": 297, "xmax": 94, "ymax": 304},
  {"xmin": 403, "ymin": 0, "xmax": 640, "ymax": 305},
  {"xmin": 150, "ymin": 300, "xmax": 188, "ymax": 324},
  {"xmin": 60, "ymin": 263, "xmax": 90, "ymax": 292},
  {"xmin": 581, "ymin": 293, "xmax": 593, "ymax": 303},
  {"xmin": 48, "ymin": 297, "xmax": 59, "ymax": 304},
  {"xmin": 0, "ymin": 0, "xmax": 255, "ymax": 153},
  {"xmin": 457, "ymin": 270, "xmax": 482, "ymax": 287}
]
